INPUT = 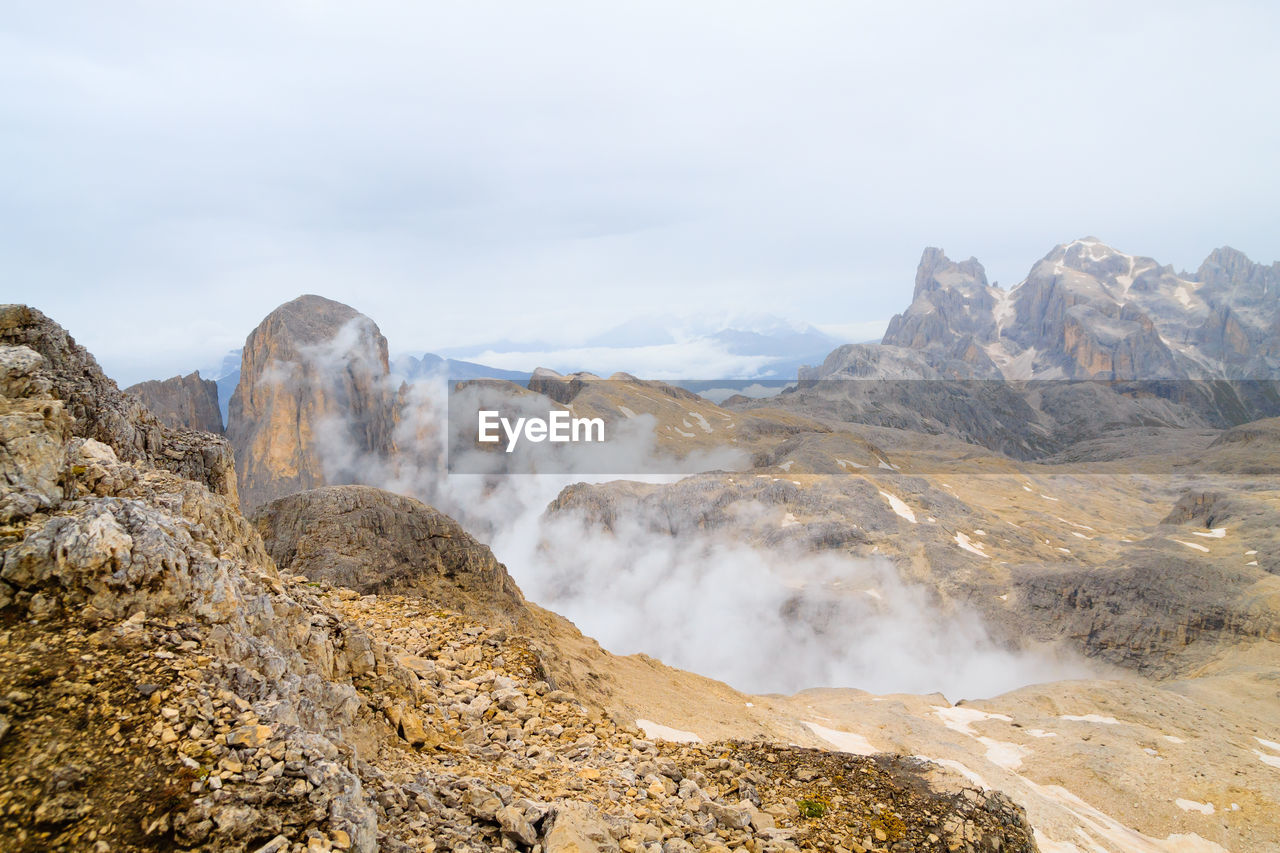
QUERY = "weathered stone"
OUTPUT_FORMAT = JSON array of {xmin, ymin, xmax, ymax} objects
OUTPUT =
[
  {"xmin": 125, "ymin": 371, "xmax": 223, "ymax": 434},
  {"xmin": 227, "ymin": 295, "xmax": 395, "ymax": 511},
  {"xmin": 497, "ymin": 804, "xmax": 538, "ymax": 846}
]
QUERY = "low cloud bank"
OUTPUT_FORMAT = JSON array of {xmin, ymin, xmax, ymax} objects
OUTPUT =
[{"xmin": 294, "ymin": 332, "xmax": 1094, "ymax": 699}]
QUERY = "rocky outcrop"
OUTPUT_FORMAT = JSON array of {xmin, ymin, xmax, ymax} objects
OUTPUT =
[
  {"xmin": 1016, "ymin": 549, "xmax": 1280, "ymax": 675},
  {"xmin": 0, "ymin": 304, "xmax": 237, "ymax": 503},
  {"xmin": 881, "ymin": 248, "xmax": 1003, "ymax": 378},
  {"xmin": 126, "ymin": 371, "xmax": 224, "ymax": 434},
  {"xmin": 227, "ymin": 295, "xmax": 396, "ymax": 512},
  {"xmin": 252, "ymin": 485, "xmax": 528, "ymax": 624}
]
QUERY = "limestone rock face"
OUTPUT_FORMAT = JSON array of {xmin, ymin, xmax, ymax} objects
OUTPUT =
[
  {"xmin": 126, "ymin": 371, "xmax": 223, "ymax": 434},
  {"xmin": 855, "ymin": 239, "xmax": 1280, "ymax": 382},
  {"xmin": 252, "ymin": 484, "xmax": 528, "ymax": 624},
  {"xmin": 1007, "ymin": 240, "xmax": 1188, "ymax": 379},
  {"xmin": 1194, "ymin": 246, "xmax": 1280, "ymax": 375},
  {"xmin": 227, "ymin": 295, "xmax": 396, "ymax": 511},
  {"xmin": 0, "ymin": 304, "xmax": 237, "ymax": 502},
  {"xmin": 881, "ymin": 248, "xmax": 1003, "ymax": 378}
]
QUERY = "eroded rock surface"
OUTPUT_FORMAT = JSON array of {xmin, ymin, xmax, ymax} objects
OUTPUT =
[
  {"xmin": 0, "ymin": 305, "xmax": 236, "ymax": 502},
  {"xmin": 227, "ymin": 295, "xmax": 396, "ymax": 512},
  {"xmin": 126, "ymin": 371, "xmax": 223, "ymax": 434},
  {"xmin": 252, "ymin": 484, "xmax": 527, "ymax": 625}
]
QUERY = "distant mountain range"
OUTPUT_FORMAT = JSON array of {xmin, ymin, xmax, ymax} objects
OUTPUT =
[
  {"xmin": 806, "ymin": 238, "xmax": 1279, "ymax": 382},
  {"xmin": 437, "ymin": 315, "xmax": 846, "ymax": 382}
]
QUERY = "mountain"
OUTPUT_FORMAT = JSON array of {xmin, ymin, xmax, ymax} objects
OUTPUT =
[
  {"xmin": 870, "ymin": 238, "xmax": 1280, "ymax": 381},
  {"xmin": 1194, "ymin": 246, "xmax": 1280, "ymax": 375},
  {"xmin": 9, "ymin": 290, "xmax": 1279, "ymax": 849},
  {"xmin": 392, "ymin": 352, "xmax": 532, "ymax": 383},
  {"xmin": 781, "ymin": 240, "xmax": 1280, "ymax": 458},
  {"xmin": 226, "ymin": 295, "xmax": 397, "ymax": 511},
  {"xmin": 125, "ymin": 371, "xmax": 224, "ymax": 434}
]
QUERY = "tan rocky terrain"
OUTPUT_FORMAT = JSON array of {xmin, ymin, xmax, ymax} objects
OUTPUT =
[
  {"xmin": 519, "ymin": 368, "xmax": 889, "ymax": 470},
  {"xmin": 1, "ymin": 309, "xmax": 1046, "ymax": 853},
  {"xmin": 125, "ymin": 372, "xmax": 223, "ymax": 435},
  {"xmin": 542, "ymin": 447, "xmax": 1280, "ymax": 850}
]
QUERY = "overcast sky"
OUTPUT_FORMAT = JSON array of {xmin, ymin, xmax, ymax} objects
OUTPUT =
[{"xmin": 3, "ymin": 1, "xmax": 1278, "ymax": 385}]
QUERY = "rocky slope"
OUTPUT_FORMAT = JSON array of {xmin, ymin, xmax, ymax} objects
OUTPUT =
[
  {"xmin": 0, "ymin": 305, "xmax": 238, "ymax": 508},
  {"xmin": 541, "ymin": 435, "xmax": 1280, "ymax": 850},
  {"xmin": 126, "ymin": 371, "xmax": 224, "ymax": 434},
  {"xmin": 1, "ymin": 309, "xmax": 1047, "ymax": 853},
  {"xmin": 251, "ymin": 485, "xmax": 528, "ymax": 626},
  {"xmin": 227, "ymin": 295, "xmax": 396, "ymax": 512}
]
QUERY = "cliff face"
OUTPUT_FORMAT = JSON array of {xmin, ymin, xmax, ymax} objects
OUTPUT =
[
  {"xmin": 227, "ymin": 295, "xmax": 396, "ymax": 512},
  {"xmin": 126, "ymin": 371, "xmax": 224, "ymax": 434}
]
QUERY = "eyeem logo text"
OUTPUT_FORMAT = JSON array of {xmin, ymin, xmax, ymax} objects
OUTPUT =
[{"xmin": 477, "ymin": 410, "xmax": 605, "ymax": 452}]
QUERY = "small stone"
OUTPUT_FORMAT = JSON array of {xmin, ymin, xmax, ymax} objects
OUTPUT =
[
  {"xmin": 494, "ymin": 687, "xmax": 528, "ymax": 712},
  {"xmin": 225, "ymin": 724, "xmax": 272, "ymax": 748},
  {"xmin": 498, "ymin": 804, "xmax": 538, "ymax": 846},
  {"xmin": 251, "ymin": 836, "xmax": 289, "ymax": 853}
]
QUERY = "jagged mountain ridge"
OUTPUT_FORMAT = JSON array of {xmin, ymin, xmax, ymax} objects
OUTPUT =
[
  {"xmin": 863, "ymin": 239, "xmax": 1280, "ymax": 382},
  {"xmin": 781, "ymin": 240, "xmax": 1280, "ymax": 460}
]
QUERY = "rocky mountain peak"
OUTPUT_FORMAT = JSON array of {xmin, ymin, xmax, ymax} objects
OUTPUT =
[
  {"xmin": 253, "ymin": 294, "xmax": 388, "ymax": 354},
  {"xmin": 912, "ymin": 246, "xmax": 990, "ymax": 299},
  {"xmin": 879, "ymin": 248, "xmax": 1002, "ymax": 378},
  {"xmin": 227, "ymin": 295, "xmax": 396, "ymax": 511},
  {"xmin": 1195, "ymin": 245, "xmax": 1279, "ymax": 292},
  {"xmin": 125, "ymin": 370, "xmax": 223, "ymax": 434}
]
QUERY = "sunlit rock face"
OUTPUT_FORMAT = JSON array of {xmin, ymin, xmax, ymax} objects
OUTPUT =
[{"xmin": 227, "ymin": 294, "xmax": 396, "ymax": 511}]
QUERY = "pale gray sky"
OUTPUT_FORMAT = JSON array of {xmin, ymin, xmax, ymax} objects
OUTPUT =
[{"xmin": 3, "ymin": 1, "xmax": 1278, "ymax": 384}]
